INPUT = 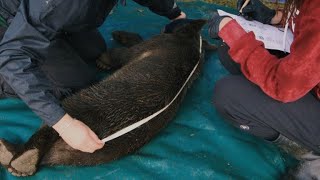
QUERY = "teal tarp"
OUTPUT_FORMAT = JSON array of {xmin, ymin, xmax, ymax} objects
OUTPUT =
[{"xmin": 0, "ymin": 1, "xmax": 295, "ymax": 179}]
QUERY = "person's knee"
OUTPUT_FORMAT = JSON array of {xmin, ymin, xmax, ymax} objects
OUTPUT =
[
  {"xmin": 212, "ymin": 75, "xmax": 242, "ymax": 112},
  {"xmin": 212, "ymin": 81, "xmax": 246, "ymax": 133},
  {"xmin": 213, "ymin": 76, "xmax": 282, "ymax": 140},
  {"xmin": 212, "ymin": 76, "xmax": 252, "ymax": 126}
]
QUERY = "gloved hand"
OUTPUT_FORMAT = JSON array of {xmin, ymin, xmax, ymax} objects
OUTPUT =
[
  {"xmin": 173, "ymin": 11, "xmax": 187, "ymax": 21},
  {"xmin": 208, "ymin": 11, "xmax": 231, "ymax": 39},
  {"xmin": 237, "ymin": 0, "xmax": 276, "ymax": 24}
]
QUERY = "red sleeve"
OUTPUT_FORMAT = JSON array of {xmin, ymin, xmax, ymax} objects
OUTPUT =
[{"xmin": 218, "ymin": 6, "xmax": 320, "ymax": 103}]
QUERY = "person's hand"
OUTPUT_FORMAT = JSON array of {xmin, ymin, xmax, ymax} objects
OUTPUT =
[
  {"xmin": 172, "ymin": 11, "xmax": 187, "ymax": 21},
  {"xmin": 237, "ymin": 0, "xmax": 276, "ymax": 24},
  {"xmin": 53, "ymin": 114, "xmax": 104, "ymax": 153},
  {"xmin": 208, "ymin": 11, "xmax": 232, "ymax": 39}
]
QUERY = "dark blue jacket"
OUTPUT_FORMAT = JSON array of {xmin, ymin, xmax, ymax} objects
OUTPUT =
[{"xmin": 0, "ymin": 0, "xmax": 181, "ymax": 126}]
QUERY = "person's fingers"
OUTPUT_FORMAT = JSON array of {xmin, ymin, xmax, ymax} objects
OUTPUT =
[
  {"xmin": 87, "ymin": 141, "xmax": 98, "ymax": 153},
  {"xmin": 82, "ymin": 146, "xmax": 95, "ymax": 153},
  {"xmin": 88, "ymin": 128, "xmax": 104, "ymax": 146},
  {"xmin": 87, "ymin": 139, "xmax": 103, "ymax": 152},
  {"xmin": 89, "ymin": 130, "xmax": 104, "ymax": 150},
  {"xmin": 87, "ymin": 140, "xmax": 103, "ymax": 151},
  {"xmin": 79, "ymin": 140, "xmax": 98, "ymax": 153}
]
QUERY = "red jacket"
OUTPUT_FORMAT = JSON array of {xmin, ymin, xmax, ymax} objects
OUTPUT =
[{"xmin": 219, "ymin": 0, "xmax": 320, "ymax": 103}]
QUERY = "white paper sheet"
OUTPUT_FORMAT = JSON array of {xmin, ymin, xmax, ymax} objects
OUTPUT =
[{"xmin": 218, "ymin": 9, "xmax": 293, "ymax": 53}]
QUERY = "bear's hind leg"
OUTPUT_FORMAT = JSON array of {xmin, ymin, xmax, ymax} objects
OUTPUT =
[
  {"xmin": 0, "ymin": 139, "xmax": 16, "ymax": 168},
  {"xmin": 96, "ymin": 31, "xmax": 143, "ymax": 70},
  {"xmin": 112, "ymin": 31, "xmax": 143, "ymax": 47},
  {"xmin": 7, "ymin": 126, "xmax": 59, "ymax": 177}
]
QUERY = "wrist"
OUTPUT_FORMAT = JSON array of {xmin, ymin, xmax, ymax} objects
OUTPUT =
[
  {"xmin": 208, "ymin": 13, "xmax": 232, "ymax": 39},
  {"xmin": 219, "ymin": 19, "xmax": 247, "ymax": 48},
  {"xmin": 52, "ymin": 113, "xmax": 74, "ymax": 135},
  {"xmin": 270, "ymin": 11, "xmax": 283, "ymax": 25},
  {"xmin": 219, "ymin": 17, "xmax": 233, "ymax": 31},
  {"xmin": 172, "ymin": 11, "xmax": 186, "ymax": 21},
  {"xmin": 167, "ymin": 6, "xmax": 183, "ymax": 20}
]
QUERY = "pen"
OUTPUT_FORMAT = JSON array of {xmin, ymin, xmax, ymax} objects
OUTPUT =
[{"xmin": 239, "ymin": 0, "xmax": 250, "ymax": 15}]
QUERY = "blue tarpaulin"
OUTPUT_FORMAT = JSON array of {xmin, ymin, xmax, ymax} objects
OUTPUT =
[{"xmin": 0, "ymin": 1, "xmax": 295, "ymax": 179}]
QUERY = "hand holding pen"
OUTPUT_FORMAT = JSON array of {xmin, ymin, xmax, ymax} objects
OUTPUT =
[
  {"xmin": 236, "ymin": 0, "xmax": 276, "ymax": 24},
  {"xmin": 238, "ymin": 0, "xmax": 251, "ymax": 15}
]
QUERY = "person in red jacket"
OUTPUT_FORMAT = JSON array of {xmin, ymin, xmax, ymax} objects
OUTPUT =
[{"xmin": 209, "ymin": 0, "xmax": 320, "ymax": 178}]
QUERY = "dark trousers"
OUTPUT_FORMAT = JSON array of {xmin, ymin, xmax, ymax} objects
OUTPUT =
[
  {"xmin": 212, "ymin": 43, "xmax": 320, "ymax": 153},
  {"xmin": 0, "ymin": 29, "xmax": 106, "ymax": 99}
]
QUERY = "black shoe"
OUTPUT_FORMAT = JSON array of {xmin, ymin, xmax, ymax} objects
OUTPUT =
[
  {"xmin": 273, "ymin": 135, "xmax": 320, "ymax": 179},
  {"xmin": 294, "ymin": 152, "xmax": 320, "ymax": 180}
]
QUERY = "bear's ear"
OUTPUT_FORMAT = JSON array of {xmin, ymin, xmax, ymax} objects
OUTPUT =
[{"xmin": 173, "ymin": 19, "xmax": 207, "ymax": 37}]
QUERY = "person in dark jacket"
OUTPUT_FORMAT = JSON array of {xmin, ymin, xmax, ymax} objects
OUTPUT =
[{"xmin": 0, "ymin": 0, "xmax": 186, "ymax": 153}]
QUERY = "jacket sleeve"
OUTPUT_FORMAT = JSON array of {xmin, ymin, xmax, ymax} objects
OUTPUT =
[
  {"xmin": 132, "ymin": 0, "xmax": 182, "ymax": 20},
  {"xmin": 218, "ymin": 5, "xmax": 320, "ymax": 103},
  {"xmin": 0, "ymin": 0, "xmax": 20, "ymax": 23},
  {"xmin": 0, "ymin": 0, "xmax": 82, "ymax": 126}
]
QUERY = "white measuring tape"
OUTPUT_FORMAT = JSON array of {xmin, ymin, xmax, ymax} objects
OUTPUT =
[{"xmin": 102, "ymin": 36, "xmax": 203, "ymax": 143}]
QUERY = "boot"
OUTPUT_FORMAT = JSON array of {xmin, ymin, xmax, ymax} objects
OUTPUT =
[{"xmin": 273, "ymin": 134, "xmax": 320, "ymax": 179}]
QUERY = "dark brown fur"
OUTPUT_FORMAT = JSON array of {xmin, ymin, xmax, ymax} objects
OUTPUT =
[{"xmin": 0, "ymin": 19, "xmax": 215, "ymax": 176}]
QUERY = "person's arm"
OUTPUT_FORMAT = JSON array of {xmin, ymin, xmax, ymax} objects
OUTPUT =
[
  {"xmin": 237, "ymin": 0, "xmax": 282, "ymax": 25},
  {"xmin": 218, "ymin": 7, "xmax": 320, "ymax": 102},
  {"xmin": 0, "ymin": 0, "xmax": 103, "ymax": 152},
  {"xmin": 270, "ymin": 11, "xmax": 283, "ymax": 25},
  {"xmin": 237, "ymin": 0, "xmax": 276, "ymax": 24},
  {"xmin": 0, "ymin": 0, "xmax": 20, "ymax": 24},
  {"xmin": 0, "ymin": 1, "xmax": 65, "ymax": 127},
  {"xmin": 132, "ymin": 0, "xmax": 185, "ymax": 20}
]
